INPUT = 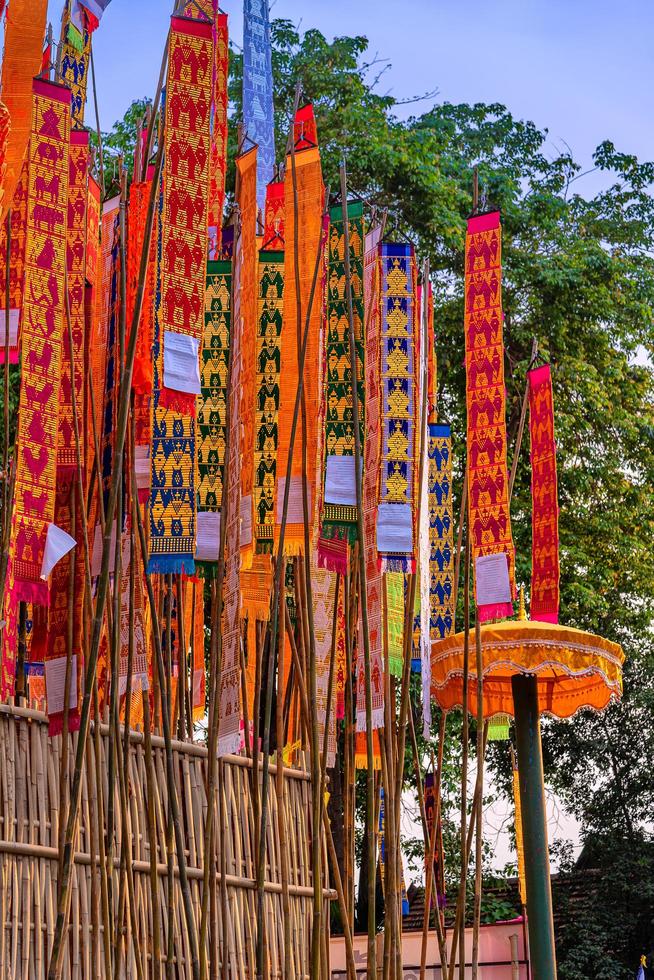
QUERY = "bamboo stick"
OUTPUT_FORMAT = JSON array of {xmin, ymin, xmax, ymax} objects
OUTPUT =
[
  {"xmin": 3, "ymin": 211, "xmax": 10, "ymax": 526},
  {"xmin": 46, "ymin": 108, "xmax": 171, "ymax": 979},
  {"xmin": 254, "ymin": 140, "xmax": 327, "ymax": 980},
  {"xmin": 339, "ymin": 160, "xmax": 377, "ymax": 980}
]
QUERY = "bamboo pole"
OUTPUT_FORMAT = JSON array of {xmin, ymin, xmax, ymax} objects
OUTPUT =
[
  {"xmin": 419, "ymin": 716, "xmax": 448, "ymax": 980},
  {"xmin": 3, "ymin": 211, "xmax": 10, "ymax": 525},
  {"xmin": 253, "ymin": 131, "xmax": 326, "ymax": 980},
  {"xmin": 275, "ymin": 619, "xmax": 292, "ymax": 980},
  {"xmin": 340, "ymin": 160, "xmax": 378, "ymax": 979},
  {"xmin": 46, "ymin": 95, "xmax": 169, "ymax": 979},
  {"xmin": 198, "ymin": 216, "xmax": 239, "ymax": 980}
]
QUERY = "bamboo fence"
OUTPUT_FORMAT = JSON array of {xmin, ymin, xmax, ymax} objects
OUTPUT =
[{"xmin": 0, "ymin": 700, "xmax": 331, "ymax": 979}]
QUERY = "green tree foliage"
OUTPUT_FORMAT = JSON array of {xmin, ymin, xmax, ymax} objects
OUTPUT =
[{"xmin": 235, "ymin": 22, "xmax": 654, "ymax": 969}]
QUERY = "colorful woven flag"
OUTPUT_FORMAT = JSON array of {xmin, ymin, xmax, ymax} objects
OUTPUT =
[
  {"xmin": 275, "ymin": 110, "xmax": 324, "ymax": 556},
  {"xmin": 148, "ymin": 15, "xmax": 212, "ymax": 575},
  {"xmin": 11, "ymin": 79, "xmax": 71, "ymax": 606},
  {"xmin": 236, "ymin": 146, "xmax": 258, "ymax": 571},
  {"xmin": 0, "ymin": 160, "xmax": 28, "ymax": 365},
  {"xmin": 0, "ymin": 0, "xmax": 48, "ymax": 222},
  {"xmin": 262, "ymin": 180, "xmax": 284, "ymax": 250},
  {"xmin": 218, "ymin": 219, "xmax": 244, "ymax": 757},
  {"xmin": 319, "ymin": 201, "xmax": 365, "ymax": 564},
  {"xmin": 58, "ymin": 130, "xmax": 89, "ymax": 476},
  {"xmin": 243, "ymin": 0, "xmax": 275, "ymax": 213},
  {"xmin": 197, "ymin": 261, "xmax": 230, "ymax": 539},
  {"xmin": 183, "ymin": 1, "xmax": 228, "ymax": 256},
  {"xmin": 464, "ymin": 211, "xmax": 515, "ymax": 620},
  {"xmin": 59, "ymin": 1, "xmax": 92, "ymax": 128},
  {"xmin": 424, "ymin": 772, "xmax": 446, "ymax": 910},
  {"xmin": 386, "ymin": 573, "xmax": 404, "ymax": 678},
  {"xmin": 129, "ymin": 175, "xmax": 156, "ymax": 457},
  {"xmin": 253, "ymin": 250, "xmax": 284, "ymax": 554},
  {"xmin": 429, "ymin": 425, "xmax": 454, "ymax": 647},
  {"xmin": 528, "ymin": 363, "xmax": 559, "ymax": 623},
  {"xmin": 377, "ymin": 243, "xmax": 419, "ymax": 573}
]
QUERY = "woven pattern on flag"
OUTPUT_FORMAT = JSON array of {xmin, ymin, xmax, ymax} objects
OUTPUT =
[
  {"xmin": 335, "ymin": 579, "xmax": 346, "ymax": 720},
  {"xmin": 0, "ymin": 0, "xmax": 48, "ymax": 222},
  {"xmin": 262, "ymin": 181, "xmax": 284, "ymax": 250},
  {"xmin": 320, "ymin": 202, "xmax": 365, "ymax": 553},
  {"xmin": 386, "ymin": 572, "xmax": 404, "ymax": 678},
  {"xmin": 197, "ymin": 260, "xmax": 230, "ymax": 516},
  {"xmin": 210, "ymin": 12, "xmax": 228, "ymax": 256},
  {"xmin": 84, "ymin": 174, "xmax": 101, "ymax": 475},
  {"xmin": 12, "ymin": 79, "xmax": 71, "ymax": 606},
  {"xmin": 465, "ymin": 211, "xmax": 515, "ymax": 620},
  {"xmin": 428, "ymin": 424, "xmax": 454, "ymax": 660},
  {"xmin": 58, "ymin": 129, "xmax": 88, "ymax": 476},
  {"xmin": 100, "ymin": 219, "xmax": 119, "ymax": 515},
  {"xmin": 58, "ymin": 2, "xmax": 91, "ymax": 128},
  {"xmin": 218, "ymin": 218, "xmax": 244, "ymax": 757},
  {"xmin": 237, "ymin": 147, "xmax": 258, "ymax": 570},
  {"xmin": 45, "ymin": 484, "xmax": 81, "ymax": 735},
  {"xmin": 276, "ymin": 136, "xmax": 324, "ymax": 556},
  {"xmin": 424, "ymin": 772, "xmax": 445, "ymax": 909},
  {"xmin": 378, "ymin": 243, "xmax": 419, "ymax": 573},
  {"xmin": 0, "ymin": 160, "xmax": 28, "ymax": 364},
  {"xmin": 129, "ymin": 177, "xmax": 156, "ymax": 450},
  {"xmin": 243, "ymin": 0, "xmax": 275, "ymax": 212},
  {"xmin": 528, "ymin": 363, "xmax": 559, "ymax": 623},
  {"xmin": 354, "ymin": 728, "xmax": 382, "ymax": 770},
  {"xmin": 148, "ymin": 15, "xmax": 212, "ymax": 575},
  {"xmin": 191, "ymin": 578, "xmax": 206, "ymax": 720},
  {"xmin": 253, "ymin": 250, "xmax": 284, "ymax": 554},
  {"xmin": 355, "ymin": 224, "xmax": 385, "ymax": 730}
]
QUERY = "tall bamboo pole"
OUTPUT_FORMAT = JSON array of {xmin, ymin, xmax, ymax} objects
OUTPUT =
[
  {"xmin": 253, "ymin": 136, "xmax": 326, "ymax": 980},
  {"xmin": 46, "ymin": 95, "xmax": 172, "ymax": 980},
  {"xmin": 3, "ymin": 211, "xmax": 10, "ymax": 525},
  {"xmin": 198, "ymin": 216, "xmax": 238, "ymax": 980},
  {"xmin": 339, "ymin": 160, "xmax": 378, "ymax": 979}
]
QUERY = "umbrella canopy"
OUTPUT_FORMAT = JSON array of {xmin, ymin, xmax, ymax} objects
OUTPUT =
[{"xmin": 431, "ymin": 619, "xmax": 624, "ymax": 719}]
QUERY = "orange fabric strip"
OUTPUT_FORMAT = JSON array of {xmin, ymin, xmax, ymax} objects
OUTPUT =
[
  {"xmin": 236, "ymin": 146, "xmax": 258, "ymax": 570},
  {"xmin": 276, "ymin": 137, "xmax": 324, "ymax": 555},
  {"xmin": 0, "ymin": 0, "xmax": 48, "ymax": 221}
]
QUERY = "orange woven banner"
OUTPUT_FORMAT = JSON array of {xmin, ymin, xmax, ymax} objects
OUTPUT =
[
  {"xmin": 148, "ymin": 14, "xmax": 212, "ymax": 575},
  {"xmin": 0, "ymin": 0, "xmax": 48, "ymax": 221},
  {"xmin": 236, "ymin": 146, "xmax": 258, "ymax": 571},
  {"xmin": 276, "ymin": 112, "xmax": 324, "ymax": 556},
  {"xmin": 464, "ymin": 211, "xmax": 515, "ymax": 621},
  {"xmin": 12, "ymin": 78, "xmax": 71, "ymax": 605}
]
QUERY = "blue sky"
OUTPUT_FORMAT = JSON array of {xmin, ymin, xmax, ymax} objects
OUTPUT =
[{"xmin": 38, "ymin": 0, "xmax": 654, "ymax": 196}]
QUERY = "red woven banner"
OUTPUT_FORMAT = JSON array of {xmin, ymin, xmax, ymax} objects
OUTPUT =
[
  {"xmin": 528, "ymin": 363, "xmax": 559, "ymax": 623},
  {"xmin": 262, "ymin": 180, "xmax": 284, "ymax": 250},
  {"xmin": 12, "ymin": 78, "xmax": 71, "ymax": 606},
  {"xmin": 464, "ymin": 211, "xmax": 515, "ymax": 621}
]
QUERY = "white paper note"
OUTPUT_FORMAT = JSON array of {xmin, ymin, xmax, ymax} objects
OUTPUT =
[
  {"xmin": 324, "ymin": 455, "xmax": 359, "ymax": 506},
  {"xmin": 240, "ymin": 494, "xmax": 253, "ymax": 546},
  {"xmin": 475, "ymin": 552, "xmax": 512, "ymax": 606},
  {"xmin": 91, "ymin": 520, "xmax": 118, "ymax": 578},
  {"xmin": 163, "ymin": 330, "xmax": 201, "ymax": 395},
  {"xmin": 195, "ymin": 510, "xmax": 221, "ymax": 562},
  {"xmin": 40, "ymin": 523, "xmax": 77, "ymax": 580},
  {"xmin": 134, "ymin": 443, "xmax": 150, "ymax": 490},
  {"xmin": 376, "ymin": 502, "xmax": 413, "ymax": 554},
  {"xmin": 277, "ymin": 477, "xmax": 310, "ymax": 524},
  {"xmin": 45, "ymin": 655, "xmax": 78, "ymax": 715}
]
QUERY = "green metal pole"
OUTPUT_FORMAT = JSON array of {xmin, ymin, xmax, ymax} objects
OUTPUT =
[{"xmin": 512, "ymin": 674, "xmax": 558, "ymax": 980}]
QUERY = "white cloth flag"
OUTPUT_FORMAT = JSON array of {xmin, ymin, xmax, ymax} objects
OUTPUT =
[{"xmin": 40, "ymin": 523, "xmax": 76, "ymax": 580}]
